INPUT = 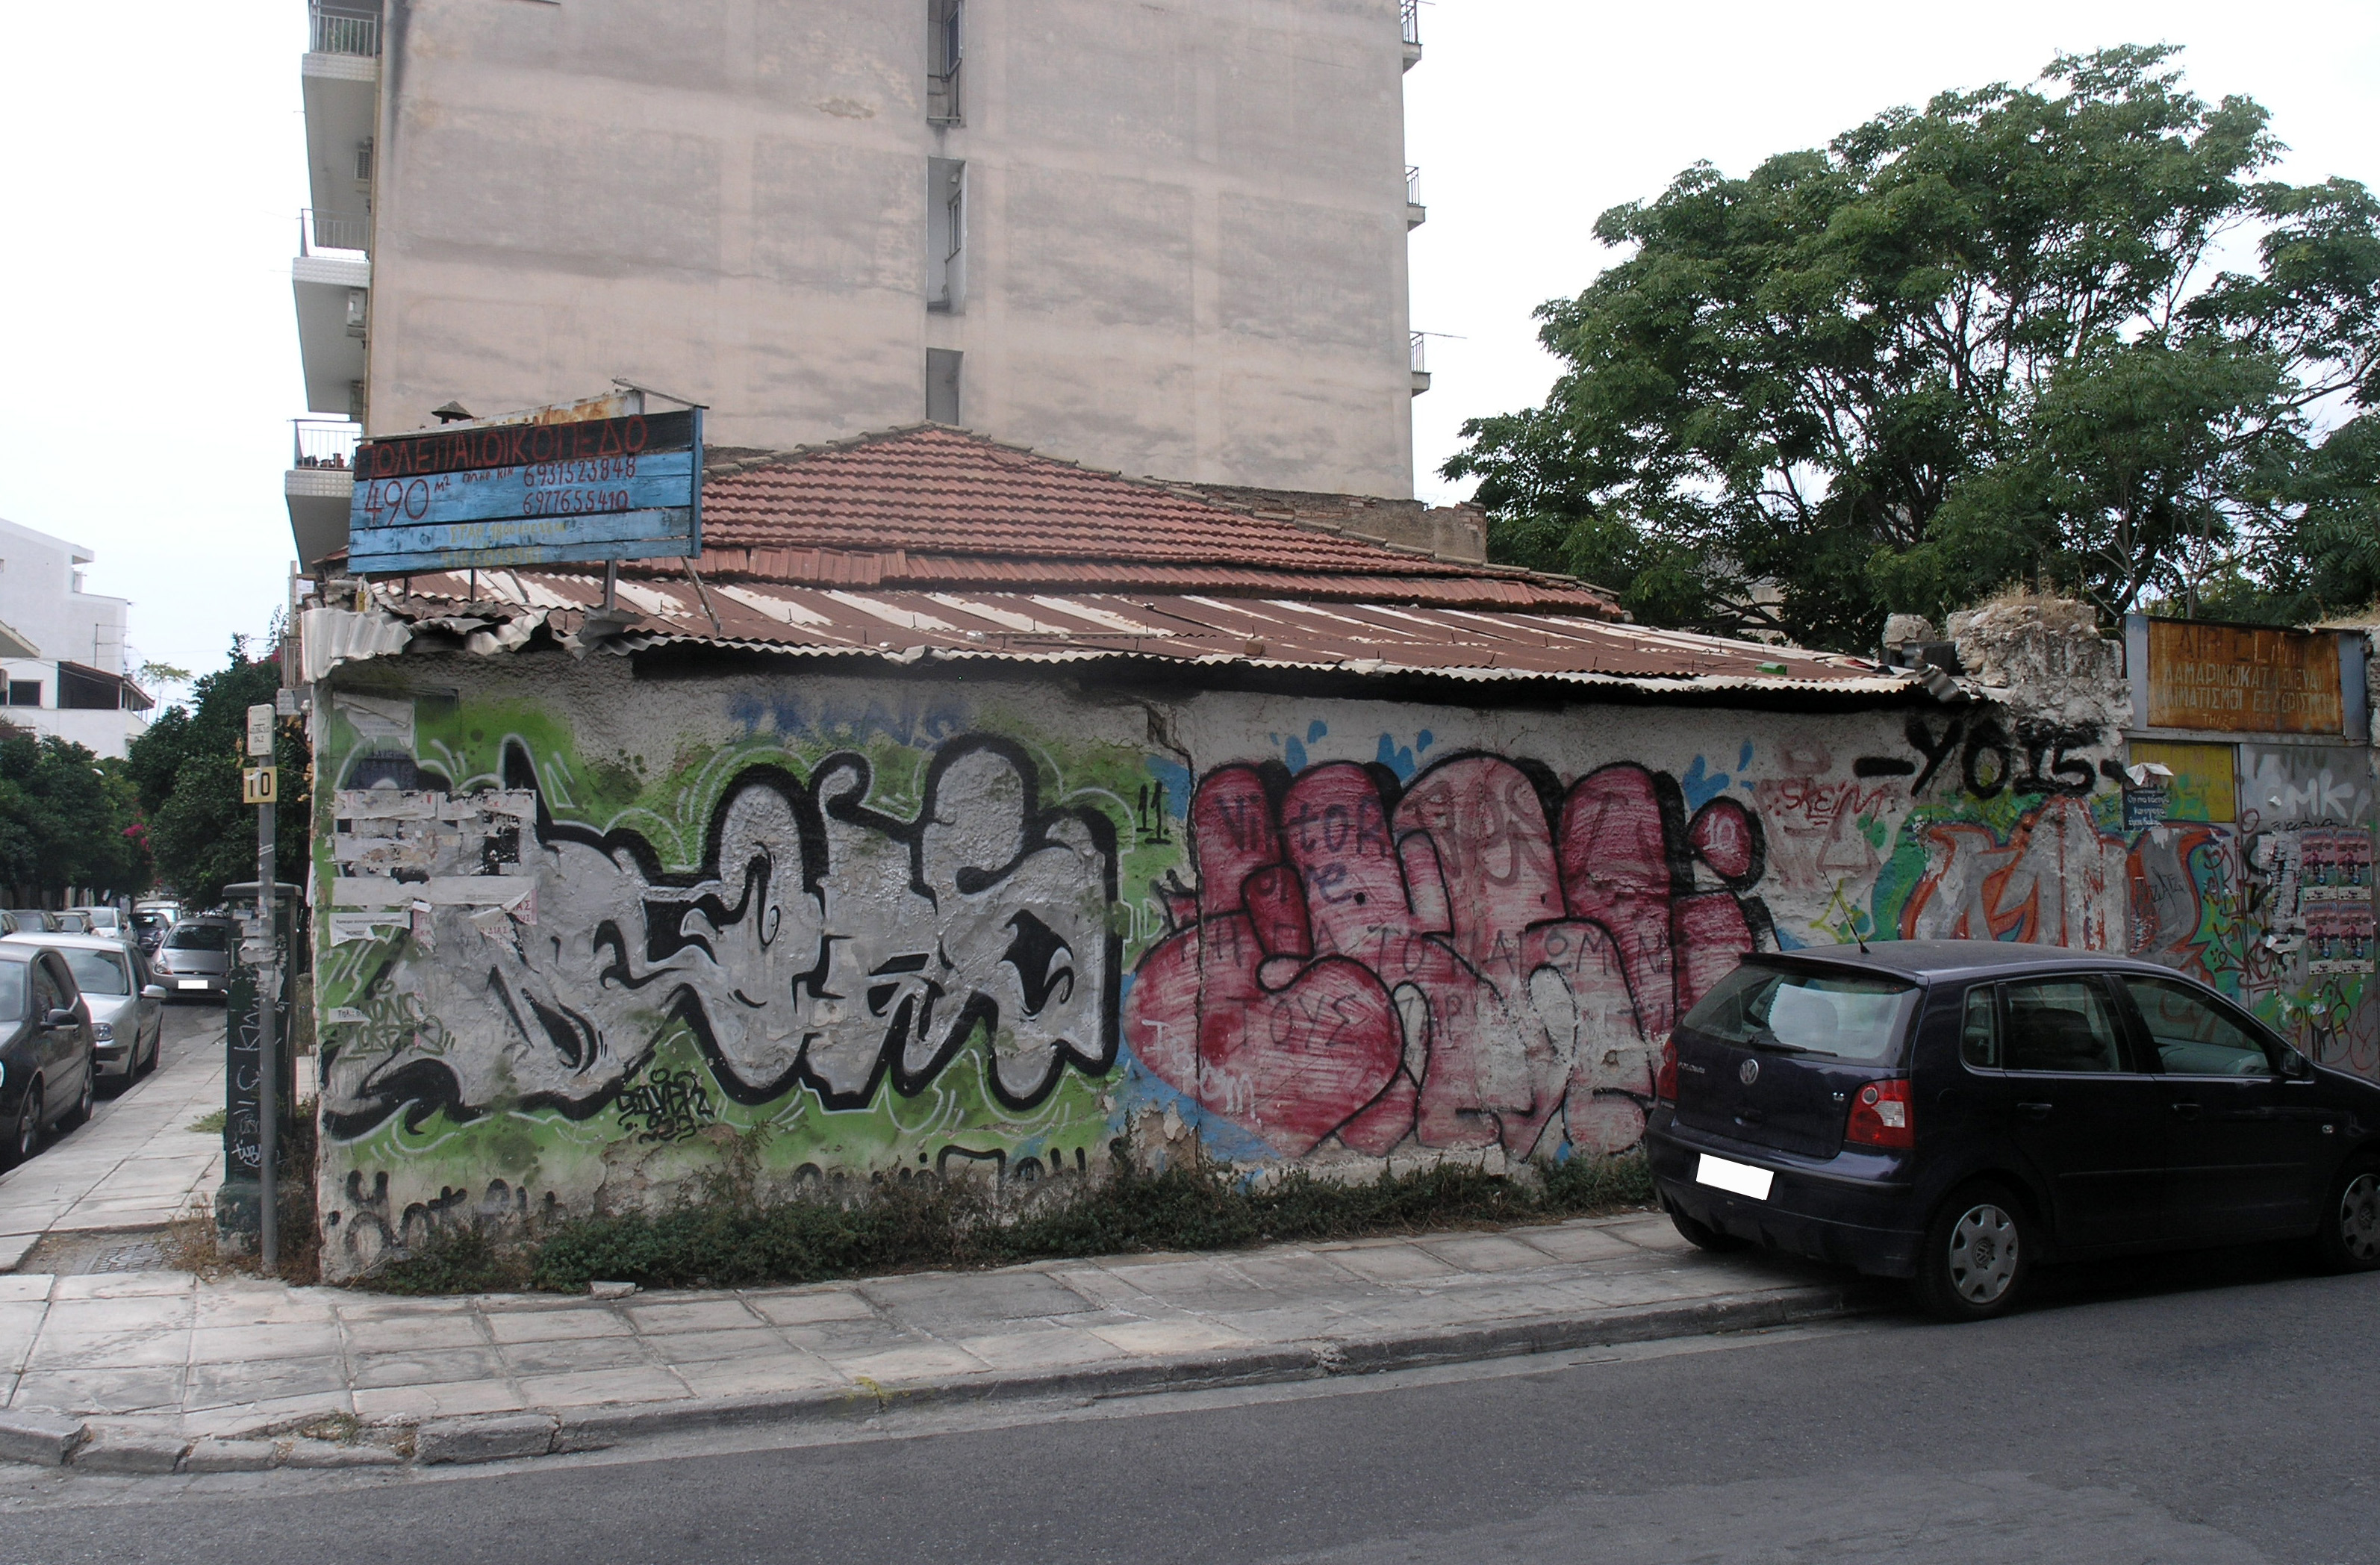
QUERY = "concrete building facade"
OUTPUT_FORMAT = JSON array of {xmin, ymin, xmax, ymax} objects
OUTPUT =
[
  {"xmin": 288, "ymin": 0, "xmax": 1431, "ymax": 566},
  {"xmin": 0, "ymin": 517, "xmax": 152, "ymax": 760}
]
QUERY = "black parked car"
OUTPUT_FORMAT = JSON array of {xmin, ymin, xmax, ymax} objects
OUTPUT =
[
  {"xmin": 1646, "ymin": 940, "xmax": 2380, "ymax": 1321},
  {"xmin": 0, "ymin": 944, "xmax": 97, "ymax": 1168}
]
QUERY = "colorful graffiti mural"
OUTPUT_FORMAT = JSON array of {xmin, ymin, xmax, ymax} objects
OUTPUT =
[
  {"xmin": 305, "ymin": 654, "xmax": 2376, "ymax": 1276},
  {"xmin": 323, "ymin": 735, "xmax": 1121, "ymax": 1134},
  {"xmin": 1124, "ymin": 756, "xmax": 1769, "ymax": 1162}
]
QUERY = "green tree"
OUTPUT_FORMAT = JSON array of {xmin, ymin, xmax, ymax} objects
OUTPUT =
[
  {"xmin": 1446, "ymin": 46, "xmax": 2380, "ymax": 649},
  {"xmin": 124, "ymin": 642, "xmax": 309, "ymax": 909},
  {"xmin": 0, "ymin": 724, "xmax": 145, "ymax": 901}
]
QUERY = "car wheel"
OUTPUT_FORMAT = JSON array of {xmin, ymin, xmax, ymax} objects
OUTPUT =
[
  {"xmin": 61, "ymin": 1062, "xmax": 94, "ymax": 1130},
  {"xmin": 1663, "ymin": 1194, "xmax": 1748, "ymax": 1254},
  {"xmin": 1914, "ymin": 1181, "xmax": 2032, "ymax": 1322},
  {"xmin": 2311, "ymin": 1157, "xmax": 2380, "ymax": 1274},
  {"xmin": 3, "ymin": 1082, "xmax": 42, "ymax": 1169}
]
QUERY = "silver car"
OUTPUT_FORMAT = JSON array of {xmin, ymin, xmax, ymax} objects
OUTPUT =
[
  {"xmin": 152, "ymin": 917, "xmax": 237, "ymax": 1001},
  {"xmin": 0, "ymin": 931, "xmax": 161, "ymax": 1087}
]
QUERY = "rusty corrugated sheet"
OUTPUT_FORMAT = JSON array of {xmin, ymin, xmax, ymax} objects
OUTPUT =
[{"xmin": 367, "ymin": 570, "xmax": 1903, "ymax": 692}]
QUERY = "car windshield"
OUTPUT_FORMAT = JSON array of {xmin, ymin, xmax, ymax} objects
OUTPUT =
[
  {"xmin": 0, "ymin": 964, "xmax": 20, "ymax": 1018},
  {"xmin": 166, "ymin": 924, "xmax": 228, "ymax": 951},
  {"xmin": 8, "ymin": 912, "xmax": 49, "ymax": 931},
  {"xmin": 61, "ymin": 949, "xmax": 131, "ymax": 996},
  {"xmin": 131, "ymin": 912, "xmax": 169, "ymax": 932},
  {"xmin": 1681, "ymin": 964, "xmax": 1920, "ymax": 1063}
]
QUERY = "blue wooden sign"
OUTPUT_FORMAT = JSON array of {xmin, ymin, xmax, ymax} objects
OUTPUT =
[{"xmin": 347, "ymin": 408, "xmax": 701, "ymax": 573}]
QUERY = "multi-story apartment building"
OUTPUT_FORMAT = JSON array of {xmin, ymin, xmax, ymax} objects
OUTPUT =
[
  {"xmin": 0, "ymin": 517, "xmax": 152, "ymax": 760},
  {"xmin": 284, "ymin": 0, "xmax": 1432, "ymax": 566}
]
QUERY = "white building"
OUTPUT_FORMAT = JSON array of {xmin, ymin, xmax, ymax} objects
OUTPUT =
[
  {"xmin": 285, "ymin": 0, "xmax": 1433, "ymax": 567},
  {"xmin": 0, "ymin": 517, "xmax": 152, "ymax": 760}
]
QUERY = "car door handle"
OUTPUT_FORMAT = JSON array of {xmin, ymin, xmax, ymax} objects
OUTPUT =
[
  {"xmin": 2016, "ymin": 1101, "xmax": 2053, "ymax": 1121},
  {"xmin": 2171, "ymin": 1101, "xmax": 2203, "ymax": 1121}
]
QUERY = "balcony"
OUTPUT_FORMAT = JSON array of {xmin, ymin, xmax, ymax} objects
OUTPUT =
[
  {"xmin": 286, "ymin": 420, "xmax": 359, "ymax": 569},
  {"xmin": 300, "ymin": 208, "xmax": 369, "ymax": 258},
  {"xmin": 1406, "ymin": 165, "xmax": 1427, "ymax": 229},
  {"xmin": 309, "ymin": 2, "xmax": 379, "ymax": 57},
  {"xmin": 1410, "ymin": 332, "xmax": 1432, "ymax": 396},
  {"xmin": 1401, "ymin": 0, "xmax": 1421, "ymax": 69}
]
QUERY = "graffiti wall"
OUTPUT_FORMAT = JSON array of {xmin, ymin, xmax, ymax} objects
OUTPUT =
[{"xmin": 311, "ymin": 653, "xmax": 2164, "ymax": 1277}]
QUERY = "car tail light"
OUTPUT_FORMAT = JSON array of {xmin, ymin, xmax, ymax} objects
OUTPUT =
[
  {"xmin": 1654, "ymin": 1039, "xmax": 1679, "ymax": 1103},
  {"xmin": 1845, "ymin": 1079, "xmax": 1914, "ymax": 1149}
]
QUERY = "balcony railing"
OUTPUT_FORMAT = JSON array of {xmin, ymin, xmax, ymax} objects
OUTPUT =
[
  {"xmin": 293, "ymin": 419, "xmax": 361, "ymax": 471},
  {"xmin": 299, "ymin": 208, "xmax": 370, "ymax": 257},
  {"xmin": 1406, "ymin": 166, "xmax": 1422, "ymax": 206},
  {"xmin": 928, "ymin": 64, "xmax": 962, "ymax": 126},
  {"xmin": 1401, "ymin": 0, "xmax": 1421, "ymax": 48},
  {"xmin": 1410, "ymin": 332, "xmax": 1429, "ymax": 374},
  {"xmin": 310, "ymin": 3, "xmax": 381, "ymax": 57}
]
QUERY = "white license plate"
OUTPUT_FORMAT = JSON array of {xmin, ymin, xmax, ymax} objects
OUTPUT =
[
  {"xmin": 1695, "ymin": 1153, "xmax": 1774, "ymax": 1201},
  {"xmin": 177, "ymin": 979, "xmax": 210, "ymax": 990}
]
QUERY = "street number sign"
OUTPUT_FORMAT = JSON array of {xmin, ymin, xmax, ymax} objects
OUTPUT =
[{"xmin": 243, "ymin": 767, "xmax": 278, "ymax": 806}]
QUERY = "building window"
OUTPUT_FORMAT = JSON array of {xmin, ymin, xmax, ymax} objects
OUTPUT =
[
  {"xmin": 6, "ymin": 681, "xmax": 41, "ymax": 708},
  {"xmin": 928, "ymin": 0, "xmax": 963, "ymax": 125},
  {"xmin": 926, "ymin": 349, "xmax": 963, "ymax": 426},
  {"xmin": 927, "ymin": 159, "xmax": 966, "ymax": 311}
]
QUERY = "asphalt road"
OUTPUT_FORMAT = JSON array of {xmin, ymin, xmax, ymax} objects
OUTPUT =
[{"xmin": 3, "ymin": 1239, "xmax": 2373, "ymax": 1565}]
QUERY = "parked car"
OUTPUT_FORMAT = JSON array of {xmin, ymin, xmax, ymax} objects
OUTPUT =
[
  {"xmin": 129, "ymin": 902, "xmax": 180, "ymax": 956},
  {"xmin": 1, "ymin": 931, "xmax": 160, "ymax": 1091},
  {"xmin": 151, "ymin": 916, "xmax": 237, "ymax": 1001},
  {"xmin": 50, "ymin": 912, "xmax": 91, "ymax": 933},
  {"xmin": 4, "ymin": 910, "xmax": 57, "ymax": 934},
  {"xmin": 1645, "ymin": 940, "xmax": 2380, "ymax": 1322},
  {"xmin": 0, "ymin": 943, "xmax": 96, "ymax": 1167}
]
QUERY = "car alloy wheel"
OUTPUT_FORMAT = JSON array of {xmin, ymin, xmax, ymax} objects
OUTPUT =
[
  {"xmin": 2340, "ymin": 1172, "xmax": 2380, "ymax": 1266},
  {"xmin": 11, "ymin": 1083, "xmax": 41, "ymax": 1165},
  {"xmin": 1948, "ymin": 1202, "xmax": 2020, "ymax": 1304},
  {"xmin": 1916, "ymin": 1180, "xmax": 2031, "ymax": 1322}
]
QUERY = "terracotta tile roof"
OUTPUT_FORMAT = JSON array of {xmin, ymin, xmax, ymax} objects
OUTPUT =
[
  {"xmin": 324, "ymin": 426, "xmax": 1910, "ymax": 694},
  {"xmin": 688, "ymin": 426, "xmax": 1612, "ymax": 612}
]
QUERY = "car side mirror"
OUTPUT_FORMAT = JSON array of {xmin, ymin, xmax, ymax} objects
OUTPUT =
[
  {"xmin": 2280, "ymin": 1048, "xmax": 2316, "ymax": 1080},
  {"xmin": 142, "ymin": 983, "xmax": 169, "ymax": 1000},
  {"xmin": 44, "ymin": 1007, "xmax": 78, "ymax": 1028}
]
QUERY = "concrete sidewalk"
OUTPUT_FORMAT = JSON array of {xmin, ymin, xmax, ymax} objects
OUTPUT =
[
  {"xmin": 0, "ymin": 1008, "xmax": 229, "ymax": 1274},
  {"xmin": 0, "ymin": 1208, "xmax": 1887, "ymax": 1474}
]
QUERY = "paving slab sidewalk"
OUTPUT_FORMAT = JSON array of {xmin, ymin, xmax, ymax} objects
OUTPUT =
[
  {"xmin": 0, "ymin": 1210, "xmax": 1890, "ymax": 1472},
  {"xmin": 0, "ymin": 1009, "xmax": 231, "ymax": 1274}
]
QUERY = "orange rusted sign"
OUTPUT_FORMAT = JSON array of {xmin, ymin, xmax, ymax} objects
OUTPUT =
[{"xmin": 2144, "ymin": 620, "xmax": 2343, "ymax": 733}]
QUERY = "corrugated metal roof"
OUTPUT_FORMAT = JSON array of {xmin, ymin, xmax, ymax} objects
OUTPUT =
[
  {"xmin": 322, "ymin": 426, "xmax": 1910, "ymax": 694},
  {"xmin": 355, "ymin": 570, "xmax": 1902, "ymax": 692}
]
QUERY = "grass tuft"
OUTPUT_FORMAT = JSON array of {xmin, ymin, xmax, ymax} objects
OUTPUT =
[{"xmin": 364, "ymin": 1148, "xmax": 1657, "ymax": 1296}]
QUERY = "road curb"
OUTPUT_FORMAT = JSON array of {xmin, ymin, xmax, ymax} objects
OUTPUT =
[{"xmin": 0, "ymin": 1278, "xmax": 1882, "ymax": 1475}]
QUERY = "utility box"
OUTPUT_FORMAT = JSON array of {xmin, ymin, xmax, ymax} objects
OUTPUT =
[{"xmin": 216, "ymin": 881, "xmax": 302, "ymax": 1248}]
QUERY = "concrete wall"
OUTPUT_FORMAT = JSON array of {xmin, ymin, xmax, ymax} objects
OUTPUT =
[
  {"xmin": 365, "ymin": 0, "xmax": 1418, "ymax": 497},
  {"xmin": 307, "ymin": 648, "xmax": 2233, "ymax": 1278}
]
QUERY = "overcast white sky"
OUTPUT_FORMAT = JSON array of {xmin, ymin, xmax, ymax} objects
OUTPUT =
[{"xmin": 0, "ymin": 3, "xmax": 2373, "ymax": 686}]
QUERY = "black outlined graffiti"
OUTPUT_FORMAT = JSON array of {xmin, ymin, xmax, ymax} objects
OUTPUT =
[{"xmin": 322, "ymin": 736, "xmax": 1121, "ymax": 1138}]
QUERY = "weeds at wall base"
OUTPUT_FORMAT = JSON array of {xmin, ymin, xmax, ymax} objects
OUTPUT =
[{"xmin": 363, "ymin": 1151, "xmax": 1658, "ymax": 1297}]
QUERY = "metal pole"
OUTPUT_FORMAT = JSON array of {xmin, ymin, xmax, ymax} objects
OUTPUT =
[{"xmin": 257, "ymin": 793, "xmax": 278, "ymax": 1272}]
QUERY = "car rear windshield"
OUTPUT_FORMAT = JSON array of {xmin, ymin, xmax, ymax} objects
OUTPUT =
[
  {"xmin": 62, "ymin": 949, "xmax": 130, "ymax": 996},
  {"xmin": 166, "ymin": 924, "xmax": 228, "ymax": 951},
  {"xmin": 1680, "ymin": 963, "xmax": 1920, "ymax": 1064}
]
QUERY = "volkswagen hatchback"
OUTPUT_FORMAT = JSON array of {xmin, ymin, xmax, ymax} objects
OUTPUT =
[{"xmin": 1645, "ymin": 941, "xmax": 2380, "ymax": 1320}]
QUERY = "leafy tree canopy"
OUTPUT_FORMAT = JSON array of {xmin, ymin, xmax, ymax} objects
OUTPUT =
[
  {"xmin": 1446, "ymin": 46, "xmax": 2380, "ymax": 649},
  {"xmin": 0, "ymin": 727, "xmax": 143, "ymax": 900},
  {"xmin": 124, "ymin": 641, "xmax": 309, "ymax": 910}
]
